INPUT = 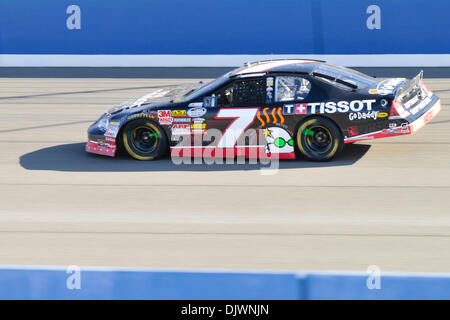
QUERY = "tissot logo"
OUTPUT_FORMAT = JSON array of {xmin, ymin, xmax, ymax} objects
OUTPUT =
[
  {"xmin": 309, "ymin": 100, "xmax": 376, "ymax": 113},
  {"xmin": 283, "ymin": 100, "xmax": 376, "ymax": 115}
]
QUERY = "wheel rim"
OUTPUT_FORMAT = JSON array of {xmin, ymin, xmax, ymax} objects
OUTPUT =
[
  {"xmin": 131, "ymin": 126, "xmax": 159, "ymax": 153},
  {"xmin": 304, "ymin": 125, "xmax": 332, "ymax": 154}
]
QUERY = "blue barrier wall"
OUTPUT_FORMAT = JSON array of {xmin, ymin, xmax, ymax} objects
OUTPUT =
[
  {"xmin": 1, "ymin": 0, "xmax": 450, "ymax": 55},
  {"xmin": 1, "ymin": 267, "xmax": 450, "ymax": 299}
]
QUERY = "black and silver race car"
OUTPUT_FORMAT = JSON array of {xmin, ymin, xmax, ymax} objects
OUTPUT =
[{"xmin": 86, "ymin": 59, "xmax": 441, "ymax": 161}]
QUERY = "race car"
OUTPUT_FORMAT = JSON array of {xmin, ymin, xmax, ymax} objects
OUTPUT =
[{"xmin": 86, "ymin": 59, "xmax": 441, "ymax": 161}]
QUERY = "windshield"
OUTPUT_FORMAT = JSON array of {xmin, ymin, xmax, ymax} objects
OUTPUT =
[
  {"xmin": 108, "ymin": 83, "xmax": 204, "ymax": 113},
  {"xmin": 313, "ymin": 64, "xmax": 377, "ymax": 89}
]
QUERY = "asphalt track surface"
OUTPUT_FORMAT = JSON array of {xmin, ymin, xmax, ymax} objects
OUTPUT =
[{"xmin": 0, "ymin": 68, "xmax": 449, "ymax": 272}]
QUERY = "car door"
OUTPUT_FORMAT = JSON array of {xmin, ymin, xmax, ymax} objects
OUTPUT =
[
  {"xmin": 201, "ymin": 77, "xmax": 266, "ymax": 152},
  {"xmin": 254, "ymin": 75, "xmax": 313, "ymax": 155}
]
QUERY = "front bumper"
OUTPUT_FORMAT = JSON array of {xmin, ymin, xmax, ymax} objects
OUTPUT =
[
  {"xmin": 86, "ymin": 139, "xmax": 116, "ymax": 157},
  {"xmin": 86, "ymin": 120, "xmax": 118, "ymax": 157}
]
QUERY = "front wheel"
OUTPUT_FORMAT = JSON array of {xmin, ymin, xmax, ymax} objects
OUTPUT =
[
  {"xmin": 122, "ymin": 119, "xmax": 168, "ymax": 160},
  {"xmin": 295, "ymin": 116, "xmax": 343, "ymax": 161}
]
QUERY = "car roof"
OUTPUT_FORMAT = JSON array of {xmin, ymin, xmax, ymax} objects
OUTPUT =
[{"xmin": 230, "ymin": 59, "xmax": 323, "ymax": 77}]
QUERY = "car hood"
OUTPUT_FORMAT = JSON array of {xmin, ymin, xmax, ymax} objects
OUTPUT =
[{"xmin": 106, "ymin": 83, "xmax": 201, "ymax": 114}]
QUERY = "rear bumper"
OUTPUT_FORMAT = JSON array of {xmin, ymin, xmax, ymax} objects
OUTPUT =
[
  {"xmin": 344, "ymin": 98, "xmax": 441, "ymax": 143},
  {"xmin": 409, "ymin": 98, "xmax": 441, "ymax": 133}
]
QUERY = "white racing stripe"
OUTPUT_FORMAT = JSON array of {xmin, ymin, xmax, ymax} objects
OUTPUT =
[{"xmin": 1, "ymin": 54, "xmax": 450, "ymax": 67}]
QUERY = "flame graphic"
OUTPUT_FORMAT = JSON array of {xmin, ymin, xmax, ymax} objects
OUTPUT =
[
  {"xmin": 271, "ymin": 108, "xmax": 277, "ymax": 124},
  {"xmin": 257, "ymin": 107, "xmax": 285, "ymax": 126},
  {"xmin": 277, "ymin": 107, "xmax": 284, "ymax": 124},
  {"xmin": 263, "ymin": 108, "xmax": 270, "ymax": 123},
  {"xmin": 257, "ymin": 110, "xmax": 265, "ymax": 127}
]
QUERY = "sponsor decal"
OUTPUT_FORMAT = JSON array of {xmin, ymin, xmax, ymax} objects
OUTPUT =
[
  {"xmin": 105, "ymin": 136, "xmax": 115, "ymax": 143},
  {"xmin": 187, "ymin": 107, "xmax": 207, "ymax": 118},
  {"xmin": 295, "ymin": 103, "xmax": 307, "ymax": 114},
  {"xmin": 300, "ymin": 99, "xmax": 376, "ymax": 114},
  {"xmin": 266, "ymin": 87, "xmax": 273, "ymax": 104},
  {"xmin": 86, "ymin": 141, "xmax": 116, "ymax": 157},
  {"xmin": 266, "ymin": 77, "xmax": 274, "ymax": 104},
  {"xmin": 171, "ymin": 110, "xmax": 187, "ymax": 117},
  {"xmin": 127, "ymin": 112, "xmax": 156, "ymax": 120},
  {"xmin": 191, "ymin": 118, "xmax": 206, "ymax": 135},
  {"xmin": 188, "ymin": 102, "xmax": 203, "ymax": 108},
  {"xmin": 377, "ymin": 112, "xmax": 388, "ymax": 118},
  {"xmin": 395, "ymin": 126, "xmax": 410, "ymax": 133},
  {"xmin": 349, "ymin": 111, "xmax": 378, "ymax": 121},
  {"xmin": 401, "ymin": 127, "xmax": 410, "ymax": 134},
  {"xmin": 383, "ymin": 122, "xmax": 410, "ymax": 134},
  {"xmin": 158, "ymin": 110, "xmax": 173, "ymax": 125},
  {"xmin": 105, "ymin": 122, "xmax": 120, "ymax": 137},
  {"xmin": 376, "ymin": 79, "xmax": 405, "ymax": 95},
  {"xmin": 172, "ymin": 123, "xmax": 191, "ymax": 136},
  {"xmin": 172, "ymin": 117, "xmax": 191, "ymax": 123},
  {"xmin": 190, "ymin": 123, "xmax": 206, "ymax": 130},
  {"xmin": 283, "ymin": 100, "xmax": 376, "ymax": 115},
  {"xmin": 98, "ymin": 139, "xmax": 112, "ymax": 148}
]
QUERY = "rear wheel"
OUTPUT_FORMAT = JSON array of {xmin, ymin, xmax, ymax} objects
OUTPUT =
[
  {"xmin": 295, "ymin": 116, "xmax": 343, "ymax": 161},
  {"xmin": 122, "ymin": 119, "xmax": 168, "ymax": 160}
]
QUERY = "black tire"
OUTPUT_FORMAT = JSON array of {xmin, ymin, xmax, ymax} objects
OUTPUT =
[
  {"xmin": 295, "ymin": 116, "xmax": 343, "ymax": 161},
  {"xmin": 122, "ymin": 119, "xmax": 168, "ymax": 160}
]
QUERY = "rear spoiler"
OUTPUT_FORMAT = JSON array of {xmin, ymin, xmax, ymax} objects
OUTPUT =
[{"xmin": 395, "ymin": 70, "xmax": 423, "ymax": 100}]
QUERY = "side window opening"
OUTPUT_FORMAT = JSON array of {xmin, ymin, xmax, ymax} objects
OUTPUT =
[
  {"xmin": 232, "ymin": 78, "xmax": 266, "ymax": 107},
  {"xmin": 275, "ymin": 76, "xmax": 311, "ymax": 102}
]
